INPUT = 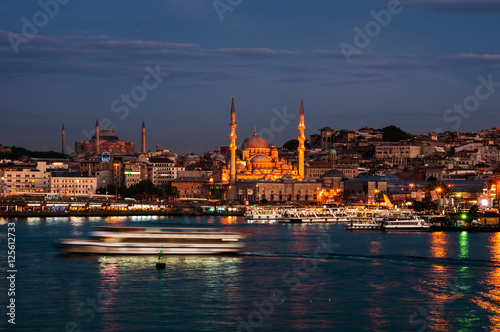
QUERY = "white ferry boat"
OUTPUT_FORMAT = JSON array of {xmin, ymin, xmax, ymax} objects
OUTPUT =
[
  {"xmin": 278, "ymin": 208, "xmax": 351, "ymax": 223},
  {"xmin": 382, "ymin": 216, "xmax": 431, "ymax": 232},
  {"xmin": 57, "ymin": 226, "xmax": 246, "ymax": 254},
  {"xmin": 244, "ymin": 206, "xmax": 292, "ymax": 220},
  {"xmin": 345, "ymin": 217, "xmax": 383, "ymax": 230}
]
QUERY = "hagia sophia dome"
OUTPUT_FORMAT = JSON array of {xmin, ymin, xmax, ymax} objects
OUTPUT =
[{"xmin": 91, "ymin": 128, "xmax": 119, "ymax": 141}]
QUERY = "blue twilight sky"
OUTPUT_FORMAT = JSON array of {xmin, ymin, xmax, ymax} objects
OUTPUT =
[{"xmin": 1, "ymin": 0, "xmax": 500, "ymax": 154}]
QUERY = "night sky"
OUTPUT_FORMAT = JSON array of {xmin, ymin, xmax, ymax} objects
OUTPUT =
[{"xmin": 1, "ymin": 0, "xmax": 500, "ymax": 154}]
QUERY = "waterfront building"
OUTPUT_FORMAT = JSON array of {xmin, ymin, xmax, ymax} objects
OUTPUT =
[
  {"xmin": 0, "ymin": 161, "xmax": 50, "ymax": 194},
  {"xmin": 49, "ymin": 171, "xmax": 97, "ymax": 197}
]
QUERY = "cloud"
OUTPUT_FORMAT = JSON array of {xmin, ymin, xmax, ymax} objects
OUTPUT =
[
  {"xmin": 402, "ymin": 0, "xmax": 500, "ymax": 14},
  {"xmin": 446, "ymin": 53, "xmax": 500, "ymax": 61}
]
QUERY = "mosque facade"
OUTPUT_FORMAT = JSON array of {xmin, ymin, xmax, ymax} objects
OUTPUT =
[
  {"xmin": 74, "ymin": 119, "xmax": 136, "ymax": 155},
  {"xmin": 221, "ymin": 96, "xmax": 320, "ymax": 203}
]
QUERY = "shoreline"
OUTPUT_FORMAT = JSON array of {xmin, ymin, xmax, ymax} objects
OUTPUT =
[{"xmin": 0, "ymin": 210, "xmax": 244, "ymax": 218}]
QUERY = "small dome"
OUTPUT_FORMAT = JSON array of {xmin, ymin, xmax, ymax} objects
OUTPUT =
[
  {"xmin": 329, "ymin": 149, "xmax": 337, "ymax": 154},
  {"xmin": 281, "ymin": 174, "xmax": 293, "ymax": 181},
  {"xmin": 212, "ymin": 154, "xmax": 225, "ymax": 162},
  {"xmin": 251, "ymin": 154, "xmax": 272, "ymax": 163},
  {"xmin": 281, "ymin": 163, "xmax": 290, "ymax": 170},
  {"xmin": 322, "ymin": 169, "xmax": 344, "ymax": 178},
  {"xmin": 236, "ymin": 163, "xmax": 246, "ymax": 170},
  {"xmin": 253, "ymin": 169, "xmax": 262, "ymax": 174}
]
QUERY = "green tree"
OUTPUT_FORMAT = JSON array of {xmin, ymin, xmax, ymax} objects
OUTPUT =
[
  {"xmin": 283, "ymin": 139, "xmax": 299, "ymax": 151},
  {"xmin": 412, "ymin": 200, "xmax": 438, "ymax": 213},
  {"xmin": 469, "ymin": 204, "xmax": 479, "ymax": 220},
  {"xmin": 378, "ymin": 125, "xmax": 412, "ymax": 142},
  {"xmin": 122, "ymin": 180, "xmax": 163, "ymax": 199}
]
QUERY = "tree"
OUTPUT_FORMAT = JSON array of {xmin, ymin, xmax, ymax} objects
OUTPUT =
[
  {"xmin": 164, "ymin": 184, "xmax": 179, "ymax": 197},
  {"xmin": 469, "ymin": 204, "xmax": 479, "ymax": 220},
  {"xmin": 412, "ymin": 200, "xmax": 438, "ymax": 213},
  {"xmin": 283, "ymin": 139, "xmax": 299, "ymax": 151},
  {"xmin": 0, "ymin": 146, "xmax": 68, "ymax": 160},
  {"xmin": 122, "ymin": 180, "xmax": 163, "ymax": 199},
  {"xmin": 378, "ymin": 125, "xmax": 412, "ymax": 142}
]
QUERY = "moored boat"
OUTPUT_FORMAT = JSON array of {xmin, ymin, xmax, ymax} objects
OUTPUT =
[
  {"xmin": 278, "ymin": 208, "xmax": 351, "ymax": 223},
  {"xmin": 382, "ymin": 216, "xmax": 431, "ymax": 232},
  {"xmin": 346, "ymin": 217, "xmax": 383, "ymax": 230},
  {"xmin": 57, "ymin": 226, "xmax": 246, "ymax": 254}
]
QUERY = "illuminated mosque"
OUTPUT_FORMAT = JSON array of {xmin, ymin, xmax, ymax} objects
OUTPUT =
[
  {"xmin": 222, "ymin": 96, "xmax": 319, "ymax": 202},
  {"xmin": 73, "ymin": 119, "xmax": 146, "ymax": 155}
]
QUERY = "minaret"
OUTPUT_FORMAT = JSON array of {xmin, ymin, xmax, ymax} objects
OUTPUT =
[
  {"xmin": 228, "ymin": 95, "xmax": 237, "ymax": 200},
  {"xmin": 95, "ymin": 118, "xmax": 100, "ymax": 155},
  {"xmin": 298, "ymin": 97, "xmax": 306, "ymax": 180},
  {"xmin": 61, "ymin": 121, "xmax": 65, "ymax": 154},
  {"xmin": 141, "ymin": 120, "xmax": 146, "ymax": 154}
]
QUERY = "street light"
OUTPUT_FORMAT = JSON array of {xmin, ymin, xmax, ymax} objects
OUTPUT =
[{"xmin": 114, "ymin": 163, "xmax": 120, "ymax": 200}]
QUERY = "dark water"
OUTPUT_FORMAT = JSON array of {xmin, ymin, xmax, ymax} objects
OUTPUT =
[{"xmin": 1, "ymin": 215, "xmax": 500, "ymax": 331}]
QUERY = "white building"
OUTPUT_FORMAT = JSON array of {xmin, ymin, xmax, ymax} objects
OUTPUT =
[
  {"xmin": 0, "ymin": 161, "xmax": 50, "ymax": 195},
  {"xmin": 49, "ymin": 172, "xmax": 97, "ymax": 197},
  {"xmin": 148, "ymin": 157, "xmax": 185, "ymax": 187},
  {"xmin": 375, "ymin": 144, "xmax": 421, "ymax": 167}
]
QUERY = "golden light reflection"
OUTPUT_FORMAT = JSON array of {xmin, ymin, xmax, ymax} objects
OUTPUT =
[
  {"xmin": 368, "ymin": 240, "xmax": 382, "ymax": 256},
  {"xmin": 367, "ymin": 262, "xmax": 390, "ymax": 330},
  {"xmin": 422, "ymin": 232, "xmax": 456, "ymax": 331},
  {"xmin": 220, "ymin": 216, "xmax": 236, "ymax": 224},
  {"xmin": 430, "ymin": 232, "xmax": 449, "ymax": 259},
  {"xmin": 471, "ymin": 233, "xmax": 500, "ymax": 330},
  {"xmin": 98, "ymin": 258, "xmax": 121, "ymax": 332}
]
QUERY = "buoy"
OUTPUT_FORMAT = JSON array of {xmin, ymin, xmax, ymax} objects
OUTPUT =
[{"xmin": 156, "ymin": 246, "xmax": 165, "ymax": 268}]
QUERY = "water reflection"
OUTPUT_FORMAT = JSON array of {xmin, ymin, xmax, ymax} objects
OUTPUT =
[
  {"xmin": 472, "ymin": 233, "xmax": 500, "ymax": 329},
  {"xmin": 418, "ymin": 231, "xmax": 456, "ymax": 331},
  {"xmin": 459, "ymin": 231, "xmax": 469, "ymax": 259},
  {"xmin": 93, "ymin": 255, "xmax": 243, "ymax": 330},
  {"xmin": 430, "ymin": 232, "xmax": 450, "ymax": 259}
]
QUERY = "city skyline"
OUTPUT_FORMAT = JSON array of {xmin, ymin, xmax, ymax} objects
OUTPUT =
[{"xmin": 1, "ymin": 0, "xmax": 500, "ymax": 154}]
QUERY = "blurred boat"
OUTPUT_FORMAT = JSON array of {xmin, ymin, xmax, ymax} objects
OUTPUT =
[{"xmin": 57, "ymin": 226, "xmax": 246, "ymax": 254}]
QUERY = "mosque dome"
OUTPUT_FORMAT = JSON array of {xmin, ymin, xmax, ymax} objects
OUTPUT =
[
  {"xmin": 250, "ymin": 155, "xmax": 272, "ymax": 163},
  {"xmin": 322, "ymin": 169, "xmax": 344, "ymax": 178},
  {"xmin": 280, "ymin": 163, "xmax": 290, "ymax": 170},
  {"xmin": 92, "ymin": 129, "xmax": 119, "ymax": 141},
  {"xmin": 329, "ymin": 149, "xmax": 337, "ymax": 154},
  {"xmin": 236, "ymin": 163, "xmax": 246, "ymax": 170},
  {"xmin": 241, "ymin": 127, "xmax": 269, "ymax": 149}
]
